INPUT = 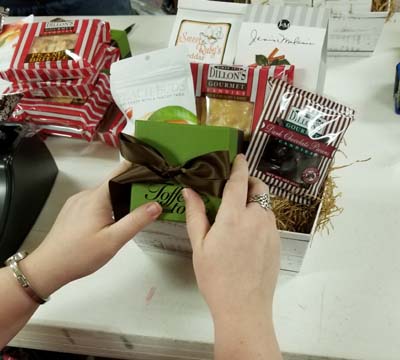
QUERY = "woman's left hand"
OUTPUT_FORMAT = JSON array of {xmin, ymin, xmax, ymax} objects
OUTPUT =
[{"xmin": 20, "ymin": 162, "xmax": 162, "ymax": 299}]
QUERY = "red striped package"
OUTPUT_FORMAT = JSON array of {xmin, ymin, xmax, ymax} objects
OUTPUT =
[
  {"xmin": 246, "ymin": 78, "xmax": 355, "ymax": 204},
  {"xmin": 96, "ymin": 103, "xmax": 126, "ymax": 148},
  {"xmin": 1, "ymin": 19, "xmax": 111, "ymax": 83},
  {"xmin": 191, "ymin": 63, "xmax": 294, "ymax": 140},
  {"xmin": 4, "ymin": 46, "xmax": 119, "ymax": 99},
  {"xmin": 11, "ymin": 73, "xmax": 112, "ymax": 141}
]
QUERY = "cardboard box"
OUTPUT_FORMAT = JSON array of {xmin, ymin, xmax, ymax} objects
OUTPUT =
[
  {"xmin": 131, "ymin": 116, "xmax": 323, "ymax": 273},
  {"xmin": 134, "ymin": 203, "xmax": 322, "ymax": 273},
  {"xmin": 130, "ymin": 120, "xmax": 242, "ymax": 222}
]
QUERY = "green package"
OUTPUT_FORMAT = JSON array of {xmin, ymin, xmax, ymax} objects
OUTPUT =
[
  {"xmin": 110, "ymin": 28, "xmax": 132, "ymax": 59},
  {"xmin": 130, "ymin": 121, "xmax": 242, "ymax": 222}
]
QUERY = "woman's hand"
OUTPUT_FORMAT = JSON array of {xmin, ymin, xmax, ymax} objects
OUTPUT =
[
  {"xmin": 183, "ymin": 154, "xmax": 281, "ymax": 360},
  {"xmin": 20, "ymin": 162, "xmax": 162, "ymax": 299}
]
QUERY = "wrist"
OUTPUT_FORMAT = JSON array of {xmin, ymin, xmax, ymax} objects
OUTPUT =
[
  {"xmin": 213, "ymin": 307, "xmax": 273, "ymax": 332},
  {"xmin": 18, "ymin": 250, "xmax": 66, "ymax": 299},
  {"xmin": 210, "ymin": 295, "xmax": 273, "ymax": 327}
]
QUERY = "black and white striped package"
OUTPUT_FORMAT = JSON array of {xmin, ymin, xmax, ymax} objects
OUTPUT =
[{"xmin": 246, "ymin": 78, "xmax": 355, "ymax": 204}]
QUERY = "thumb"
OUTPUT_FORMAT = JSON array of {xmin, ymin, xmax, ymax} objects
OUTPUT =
[
  {"xmin": 183, "ymin": 188, "xmax": 210, "ymax": 250},
  {"xmin": 107, "ymin": 202, "xmax": 162, "ymax": 247}
]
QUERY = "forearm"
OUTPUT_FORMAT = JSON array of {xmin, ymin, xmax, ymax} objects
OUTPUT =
[
  {"xmin": 0, "ymin": 266, "xmax": 39, "ymax": 348},
  {"xmin": 0, "ymin": 252, "xmax": 61, "ymax": 349},
  {"xmin": 213, "ymin": 311, "xmax": 282, "ymax": 360}
]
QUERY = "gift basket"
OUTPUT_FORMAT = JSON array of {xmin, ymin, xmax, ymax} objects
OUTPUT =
[
  {"xmin": 104, "ymin": 0, "xmax": 358, "ymax": 273},
  {"xmin": 2, "ymin": 0, "xmax": 359, "ymax": 273}
]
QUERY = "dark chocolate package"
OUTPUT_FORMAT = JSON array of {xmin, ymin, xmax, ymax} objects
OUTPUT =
[{"xmin": 246, "ymin": 78, "xmax": 355, "ymax": 204}]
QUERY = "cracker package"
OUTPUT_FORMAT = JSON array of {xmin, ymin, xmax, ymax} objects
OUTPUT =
[
  {"xmin": 191, "ymin": 63, "xmax": 294, "ymax": 139},
  {"xmin": 97, "ymin": 103, "xmax": 127, "ymax": 148},
  {"xmin": 111, "ymin": 46, "xmax": 197, "ymax": 135},
  {"xmin": 0, "ymin": 16, "xmax": 34, "ymax": 80},
  {"xmin": 4, "ymin": 46, "xmax": 119, "ymax": 99},
  {"xmin": 11, "ymin": 73, "xmax": 112, "ymax": 141},
  {"xmin": 1, "ymin": 19, "xmax": 111, "ymax": 83},
  {"xmin": 169, "ymin": 0, "xmax": 247, "ymax": 64},
  {"xmin": 235, "ymin": 5, "xmax": 329, "ymax": 93},
  {"xmin": 246, "ymin": 78, "xmax": 355, "ymax": 204}
]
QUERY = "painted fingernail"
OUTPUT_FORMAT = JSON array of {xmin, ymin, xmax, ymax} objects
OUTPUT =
[
  {"xmin": 183, "ymin": 188, "xmax": 192, "ymax": 200},
  {"xmin": 146, "ymin": 202, "xmax": 162, "ymax": 216}
]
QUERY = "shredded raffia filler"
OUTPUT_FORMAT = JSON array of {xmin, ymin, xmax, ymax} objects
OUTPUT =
[
  {"xmin": 273, "ymin": 158, "xmax": 371, "ymax": 234},
  {"xmin": 272, "ymin": 170, "xmax": 342, "ymax": 234},
  {"xmin": 371, "ymin": 0, "xmax": 396, "ymax": 19}
]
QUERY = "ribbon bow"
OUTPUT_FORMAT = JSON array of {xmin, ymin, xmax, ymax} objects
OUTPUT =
[{"xmin": 109, "ymin": 133, "xmax": 231, "ymax": 220}]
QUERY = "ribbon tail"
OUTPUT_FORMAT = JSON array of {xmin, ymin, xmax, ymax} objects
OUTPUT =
[
  {"xmin": 109, "ymin": 180, "xmax": 131, "ymax": 221},
  {"xmin": 109, "ymin": 164, "xmax": 165, "ymax": 221}
]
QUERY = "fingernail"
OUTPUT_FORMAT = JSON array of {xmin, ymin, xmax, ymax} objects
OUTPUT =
[
  {"xmin": 146, "ymin": 202, "xmax": 162, "ymax": 217},
  {"xmin": 182, "ymin": 188, "xmax": 190, "ymax": 200},
  {"xmin": 237, "ymin": 153, "xmax": 246, "ymax": 160}
]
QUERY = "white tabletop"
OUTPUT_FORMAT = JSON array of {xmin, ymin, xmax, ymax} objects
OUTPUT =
[{"xmin": 8, "ymin": 15, "xmax": 400, "ymax": 360}]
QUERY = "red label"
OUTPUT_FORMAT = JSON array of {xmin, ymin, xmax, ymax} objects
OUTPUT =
[{"xmin": 260, "ymin": 122, "xmax": 336, "ymax": 158}]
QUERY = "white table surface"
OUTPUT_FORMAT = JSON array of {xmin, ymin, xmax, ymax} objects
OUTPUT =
[{"xmin": 7, "ymin": 14, "xmax": 400, "ymax": 360}]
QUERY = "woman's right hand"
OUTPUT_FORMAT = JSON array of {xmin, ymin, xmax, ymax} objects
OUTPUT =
[{"xmin": 183, "ymin": 154, "xmax": 282, "ymax": 360}]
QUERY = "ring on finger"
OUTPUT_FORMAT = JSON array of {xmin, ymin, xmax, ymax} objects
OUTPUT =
[{"xmin": 247, "ymin": 192, "xmax": 272, "ymax": 211}]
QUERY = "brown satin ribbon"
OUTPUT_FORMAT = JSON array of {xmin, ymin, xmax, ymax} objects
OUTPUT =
[{"xmin": 109, "ymin": 133, "xmax": 231, "ymax": 220}]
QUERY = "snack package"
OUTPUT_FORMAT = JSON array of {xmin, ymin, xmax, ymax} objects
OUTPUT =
[
  {"xmin": 97, "ymin": 102, "xmax": 127, "ymax": 147},
  {"xmin": 1, "ymin": 19, "xmax": 111, "ymax": 83},
  {"xmin": 0, "ymin": 16, "xmax": 34, "ymax": 78},
  {"xmin": 235, "ymin": 5, "xmax": 329, "ymax": 93},
  {"xmin": 192, "ymin": 63, "xmax": 294, "ymax": 140},
  {"xmin": 246, "ymin": 78, "xmax": 355, "ymax": 204},
  {"xmin": 11, "ymin": 73, "xmax": 112, "ymax": 141},
  {"xmin": 0, "ymin": 94, "xmax": 23, "ymax": 121},
  {"xmin": 169, "ymin": 0, "xmax": 247, "ymax": 64},
  {"xmin": 109, "ymin": 120, "xmax": 243, "ymax": 222},
  {"xmin": 4, "ymin": 46, "xmax": 119, "ymax": 99},
  {"xmin": 111, "ymin": 46, "xmax": 197, "ymax": 135}
]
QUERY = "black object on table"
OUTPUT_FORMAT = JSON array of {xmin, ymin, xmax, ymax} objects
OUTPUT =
[{"xmin": 0, "ymin": 123, "xmax": 58, "ymax": 265}]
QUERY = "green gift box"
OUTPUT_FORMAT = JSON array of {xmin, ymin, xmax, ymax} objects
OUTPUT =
[{"xmin": 129, "ymin": 121, "xmax": 242, "ymax": 222}]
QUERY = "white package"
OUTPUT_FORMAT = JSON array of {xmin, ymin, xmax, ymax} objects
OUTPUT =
[
  {"xmin": 235, "ymin": 5, "xmax": 329, "ymax": 93},
  {"xmin": 169, "ymin": 0, "xmax": 247, "ymax": 65},
  {"xmin": 110, "ymin": 46, "xmax": 197, "ymax": 135}
]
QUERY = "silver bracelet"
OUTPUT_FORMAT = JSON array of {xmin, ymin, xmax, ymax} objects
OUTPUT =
[{"xmin": 5, "ymin": 252, "xmax": 49, "ymax": 305}]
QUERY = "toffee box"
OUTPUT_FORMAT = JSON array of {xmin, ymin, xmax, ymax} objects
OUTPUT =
[{"xmin": 130, "ymin": 120, "xmax": 242, "ymax": 222}]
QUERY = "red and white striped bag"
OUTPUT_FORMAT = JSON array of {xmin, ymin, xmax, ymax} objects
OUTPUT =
[
  {"xmin": 4, "ymin": 46, "xmax": 119, "ymax": 99},
  {"xmin": 191, "ymin": 63, "xmax": 294, "ymax": 140},
  {"xmin": 11, "ymin": 73, "xmax": 112, "ymax": 141},
  {"xmin": 1, "ymin": 19, "xmax": 111, "ymax": 83},
  {"xmin": 97, "ymin": 103, "xmax": 126, "ymax": 148}
]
